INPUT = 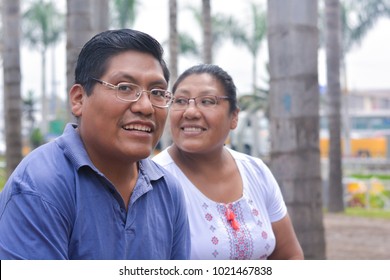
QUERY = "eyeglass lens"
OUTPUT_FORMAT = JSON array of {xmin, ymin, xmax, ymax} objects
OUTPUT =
[
  {"xmin": 171, "ymin": 96, "xmax": 219, "ymax": 110},
  {"xmin": 116, "ymin": 83, "xmax": 172, "ymax": 107}
]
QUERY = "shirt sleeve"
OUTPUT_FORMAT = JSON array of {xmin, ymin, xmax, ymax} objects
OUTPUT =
[
  {"xmin": 259, "ymin": 160, "xmax": 288, "ymax": 222},
  {"xmin": 165, "ymin": 174, "xmax": 191, "ymax": 260},
  {"xmin": 0, "ymin": 191, "xmax": 71, "ymax": 260}
]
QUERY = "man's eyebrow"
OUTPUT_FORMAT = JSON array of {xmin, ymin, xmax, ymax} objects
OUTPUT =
[{"xmin": 114, "ymin": 73, "xmax": 167, "ymax": 87}]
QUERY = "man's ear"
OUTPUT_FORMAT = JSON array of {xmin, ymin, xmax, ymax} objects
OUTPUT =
[
  {"xmin": 230, "ymin": 108, "xmax": 240, "ymax": 130},
  {"xmin": 69, "ymin": 84, "xmax": 85, "ymax": 117}
]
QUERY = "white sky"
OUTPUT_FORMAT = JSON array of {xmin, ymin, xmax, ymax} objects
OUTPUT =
[{"xmin": 17, "ymin": 0, "xmax": 390, "ymax": 104}]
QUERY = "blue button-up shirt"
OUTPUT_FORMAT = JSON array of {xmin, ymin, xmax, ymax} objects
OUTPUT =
[{"xmin": 0, "ymin": 124, "xmax": 190, "ymax": 259}]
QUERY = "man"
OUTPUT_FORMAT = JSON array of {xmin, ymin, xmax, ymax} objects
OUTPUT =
[{"xmin": 0, "ymin": 29, "xmax": 190, "ymax": 259}]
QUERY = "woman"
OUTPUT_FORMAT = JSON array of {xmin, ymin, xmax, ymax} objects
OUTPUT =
[{"xmin": 153, "ymin": 64, "xmax": 303, "ymax": 260}]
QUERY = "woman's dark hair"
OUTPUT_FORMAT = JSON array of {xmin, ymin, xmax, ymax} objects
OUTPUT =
[
  {"xmin": 172, "ymin": 64, "xmax": 238, "ymax": 113},
  {"xmin": 74, "ymin": 29, "xmax": 170, "ymax": 95}
]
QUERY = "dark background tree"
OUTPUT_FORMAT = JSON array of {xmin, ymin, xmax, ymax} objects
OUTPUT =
[
  {"xmin": 325, "ymin": 0, "xmax": 344, "ymax": 213},
  {"xmin": 2, "ymin": 0, "xmax": 23, "ymax": 177}
]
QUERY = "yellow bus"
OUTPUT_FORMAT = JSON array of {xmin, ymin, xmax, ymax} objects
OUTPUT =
[{"xmin": 320, "ymin": 110, "xmax": 390, "ymax": 158}]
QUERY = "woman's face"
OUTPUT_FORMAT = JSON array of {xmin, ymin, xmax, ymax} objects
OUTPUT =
[{"xmin": 169, "ymin": 73, "xmax": 239, "ymax": 154}]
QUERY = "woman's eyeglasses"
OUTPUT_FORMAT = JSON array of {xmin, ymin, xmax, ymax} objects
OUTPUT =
[{"xmin": 170, "ymin": 95, "xmax": 230, "ymax": 111}]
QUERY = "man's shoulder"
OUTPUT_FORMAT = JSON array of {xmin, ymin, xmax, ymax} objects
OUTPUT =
[{"xmin": 3, "ymin": 141, "xmax": 77, "ymax": 204}]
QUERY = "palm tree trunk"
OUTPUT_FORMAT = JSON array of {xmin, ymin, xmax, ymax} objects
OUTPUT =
[
  {"xmin": 66, "ymin": 0, "xmax": 94, "ymax": 121},
  {"xmin": 159, "ymin": 0, "xmax": 179, "ymax": 150},
  {"xmin": 41, "ymin": 48, "xmax": 48, "ymax": 135},
  {"xmin": 202, "ymin": 0, "xmax": 212, "ymax": 63},
  {"xmin": 91, "ymin": 0, "xmax": 109, "ymax": 34},
  {"xmin": 2, "ymin": 0, "xmax": 23, "ymax": 177},
  {"xmin": 267, "ymin": 0, "xmax": 326, "ymax": 259},
  {"xmin": 325, "ymin": 0, "xmax": 344, "ymax": 213},
  {"xmin": 169, "ymin": 0, "xmax": 178, "ymax": 83}
]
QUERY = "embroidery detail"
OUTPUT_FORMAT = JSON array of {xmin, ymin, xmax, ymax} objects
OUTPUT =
[
  {"xmin": 205, "ymin": 213, "xmax": 213, "ymax": 221},
  {"xmin": 259, "ymin": 254, "xmax": 268, "ymax": 260},
  {"xmin": 211, "ymin": 236, "xmax": 219, "ymax": 245},
  {"xmin": 218, "ymin": 203, "xmax": 254, "ymax": 259},
  {"xmin": 212, "ymin": 250, "xmax": 219, "ymax": 258}
]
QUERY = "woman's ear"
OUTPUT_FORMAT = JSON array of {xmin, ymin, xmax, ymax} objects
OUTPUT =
[
  {"xmin": 69, "ymin": 84, "xmax": 85, "ymax": 117},
  {"xmin": 230, "ymin": 108, "xmax": 240, "ymax": 130}
]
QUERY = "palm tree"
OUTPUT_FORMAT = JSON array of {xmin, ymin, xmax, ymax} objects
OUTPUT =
[
  {"xmin": 325, "ymin": 0, "xmax": 344, "ymax": 213},
  {"xmin": 91, "ymin": 0, "xmax": 109, "ymax": 32},
  {"xmin": 111, "ymin": 0, "xmax": 137, "ymax": 28},
  {"xmin": 158, "ymin": 0, "xmax": 179, "ymax": 150},
  {"xmin": 228, "ymin": 2, "xmax": 267, "ymax": 157},
  {"xmin": 230, "ymin": 2, "xmax": 267, "ymax": 95},
  {"xmin": 267, "ymin": 0, "xmax": 326, "ymax": 259},
  {"xmin": 169, "ymin": 0, "xmax": 179, "ymax": 83},
  {"xmin": 202, "ymin": 0, "xmax": 212, "ymax": 63},
  {"xmin": 66, "ymin": 0, "xmax": 92, "ymax": 120},
  {"xmin": 23, "ymin": 0, "xmax": 64, "ymax": 136},
  {"xmin": 2, "ymin": 0, "xmax": 23, "ymax": 177},
  {"xmin": 179, "ymin": 5, "xmax": 234, "ymax": 61}
]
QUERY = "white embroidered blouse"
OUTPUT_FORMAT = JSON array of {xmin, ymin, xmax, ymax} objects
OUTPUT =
[{"xmin": 153, "ymin": 148, "xmax": 287, "ymax": 260}]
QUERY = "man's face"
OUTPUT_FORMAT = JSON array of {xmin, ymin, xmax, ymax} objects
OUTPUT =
[{"xmin": 71, "ymin": 50, "xmax": 169, "ymax": 167}]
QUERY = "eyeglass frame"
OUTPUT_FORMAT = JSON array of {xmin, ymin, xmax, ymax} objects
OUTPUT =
[
  {"xmin": 170, "ymin": 95, "xmax": 231, "ymax": 111},
  {"xmin": 90, "ymin": 77, "xmax": 173, "ymax": 108}
]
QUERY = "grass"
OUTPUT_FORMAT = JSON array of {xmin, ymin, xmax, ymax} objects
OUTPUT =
[
  {"xmin": 349, "ymin": 173, "xmax": 390, "ymax": 180},
  {"xmin": 345, "ymin": 207, "xmax": 390, "ymax": 219}
]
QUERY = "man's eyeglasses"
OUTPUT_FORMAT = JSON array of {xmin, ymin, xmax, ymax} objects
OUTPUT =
[
  {"xmin": 171, "ymin": 95, "xmax": 230, "ymax": 111},
  {"xmin": 91, "ymin": 78, "xmax": 173, "ymax": 108}
]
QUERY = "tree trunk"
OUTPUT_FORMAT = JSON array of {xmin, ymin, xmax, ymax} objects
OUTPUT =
[
  {"xmin": 169, "ymin": 0, "xmax": 178, "ymax": 84},
  {"xmin": 66, "ymin": 0, "xmax": 94, "ymax": 121},
  {"xmin": 2, "ymin": 0, "xmax": 23, "ymax": 177},
  {"xmin": 267, "ymin": 0, "xmax": 326, "ymax": 259},
  {"xmin": 91, "ymin": 0, "xmax": 109, "ymax": 34},
  {"xmin": 158, "ymin": 0, "xmax": 179, "ymax": 150},
  {"xmin": 41, "ymin": 48, "xmax": 48, "ymax": 135},
  {"xmin": 202, "ymin": 0, "xmax": 212, "ymax": 64},
  {"xmin": 325, "ymin": 0, "xmax": 344, "ymax": 212}
]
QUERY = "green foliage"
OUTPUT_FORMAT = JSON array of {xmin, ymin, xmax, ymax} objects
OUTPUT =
[
  {"xmin": 0, "ymin": 159, "xmax": 6, "ymax": 191},
  {"xmin": 30, "ymin": 128, "xmax": 44, "ymax": 149},
  {"xmin": 111, "ymin": 0, "xmax": 138, "ymax": 28},
  {"xmin": 22, "ymin": 0, "xmax": 64, "ymax": 51},
  {"xmin": 179, "ymin": 4, "xmax": 240, "ymax": 58},
  {"xmin": 342, "ymin": 0, "xmax": 390, "ymax": 53}
]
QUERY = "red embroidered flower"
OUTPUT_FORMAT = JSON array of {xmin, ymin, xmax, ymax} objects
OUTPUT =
[
  {"xmin": 205, "ymin": 213, "xmax": 213, "ymax": 221},
  {"xmin": 252, "ymin": 209, "xmax": 259, "ymax": 216},
  {"xmin": 262, "ymin": 231, "xmax": 268, "ymax": 239},
  {"xmin": 211, "ymin": 236, "xmax": 219, "ymax": 245}
]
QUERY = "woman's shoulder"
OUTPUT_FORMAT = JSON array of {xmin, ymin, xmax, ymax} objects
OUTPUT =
[
  {"xmin": 152, "ymin": 148, "xmax": 174, "ymax": 166},
  {"xmin": 226, "ymin": 147, "xmax": 266, "ymax": 167}
]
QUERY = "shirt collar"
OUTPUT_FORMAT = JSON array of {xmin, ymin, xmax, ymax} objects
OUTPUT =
[
  {"xmin": 55, "ymin": 123, "xmax": 96, "ymax": 171},
  {"xmin": 56, "ymin": 123, "xmax": 166, "ymax": 181}
]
